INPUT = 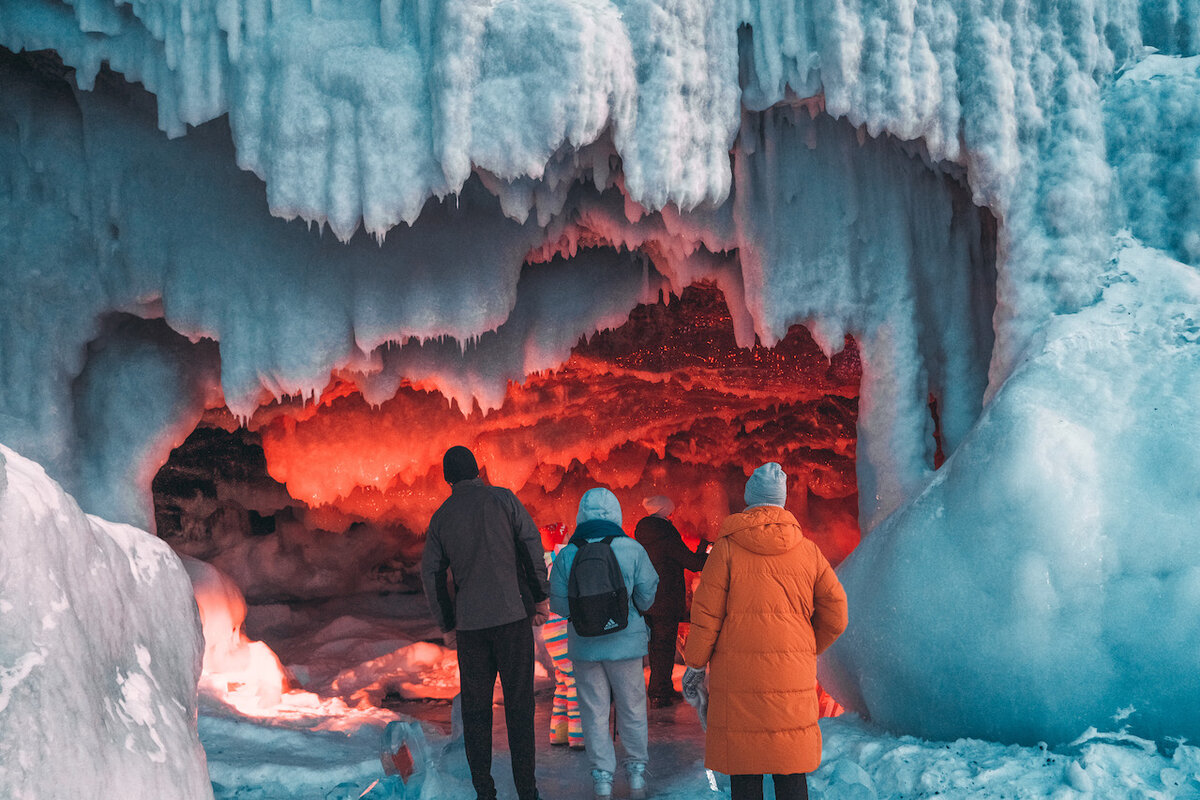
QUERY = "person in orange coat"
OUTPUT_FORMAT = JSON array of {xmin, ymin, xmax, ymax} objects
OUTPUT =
[{"xmin": 683, "ymin": 462, "xmax": 848, "ymax": 800}]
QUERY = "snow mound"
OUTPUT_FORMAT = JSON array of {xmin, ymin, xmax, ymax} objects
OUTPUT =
[
  {"xmin": 814, "ymin": 715, "xmax": 1200, "ymax": 800},
  {"xmin": 0, "ymin": 445, "xmax": 211, "ymax": 800}
]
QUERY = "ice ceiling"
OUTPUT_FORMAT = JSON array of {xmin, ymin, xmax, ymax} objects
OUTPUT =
[{"xmin": 4, "ymin": 0, "xmax": 1200, "ymax": 764}]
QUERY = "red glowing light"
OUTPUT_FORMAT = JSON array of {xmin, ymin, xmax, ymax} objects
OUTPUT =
[{"xmin": 240, "ymin": 283, "xmax": 861, "ymax": 563}]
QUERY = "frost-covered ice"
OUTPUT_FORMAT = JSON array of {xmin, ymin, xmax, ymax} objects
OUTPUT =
[
  {"xmin": 0, "ymin": 445, "xmax": 211, "ymax": 799},
  {"xmin": 824, "ymin": 240, "xmax": 1200, "ymax": 745}
]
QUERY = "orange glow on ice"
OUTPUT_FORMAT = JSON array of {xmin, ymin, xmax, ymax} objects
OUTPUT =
[{"xmin": 242, "ymin": 284, "xmax": 861, "ymax": 563}]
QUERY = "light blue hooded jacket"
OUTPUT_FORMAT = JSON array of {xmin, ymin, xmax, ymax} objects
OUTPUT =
[{"xmin": 549, "ymin": 488, "xmax": 659, "ymax": 662}]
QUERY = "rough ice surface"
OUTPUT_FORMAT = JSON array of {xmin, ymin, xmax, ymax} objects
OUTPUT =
[
  {"xmin": 0, "ymin": 445, "xmax": 211, "ymax": 799},
  {"xmin": 0, "ymin": 51, "xmax": 982, "ymax": 532},
  {"xmin": 2, "ymin": 0, "xmax": 1200, "ymax": 766},
  {"xmin": 822, "ymin": 240, "xmax": 1200, "ymax": 745}
]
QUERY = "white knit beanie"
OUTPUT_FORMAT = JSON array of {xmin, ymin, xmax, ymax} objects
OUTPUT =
[
  {"xmin": 642, "ymin": 495, "xmax": 675, "ymax": 518},
  {"xmin": 744, "ymin": 462, "xmax": 787, "ymax": 508}
]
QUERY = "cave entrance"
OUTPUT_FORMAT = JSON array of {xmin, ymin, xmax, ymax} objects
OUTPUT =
[{"xmin": 152, "ymin": 280, "xmax": 862, "ymax": 711}]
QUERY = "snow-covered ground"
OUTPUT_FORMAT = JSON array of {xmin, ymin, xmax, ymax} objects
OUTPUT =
[
  {"xmin": 200, "ymin": 690, "xmax": 1200, "ymax": 800},
  {"xmin": 199, "ymin": 592, "xmax": 1200, "ymax": 800}
]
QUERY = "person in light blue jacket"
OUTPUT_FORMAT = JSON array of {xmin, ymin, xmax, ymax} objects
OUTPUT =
[{"xmin": 550, "ymin": 488, "xmax": 659, "ymax": 800}]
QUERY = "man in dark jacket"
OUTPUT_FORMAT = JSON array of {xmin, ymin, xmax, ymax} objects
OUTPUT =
[
  {"xmin": 634, "ymin": 495, "xmax": 708, "ymax": 707},
  {"xmin": 422, "ymin": 446, "xmax": 551, "ymax": 800}
]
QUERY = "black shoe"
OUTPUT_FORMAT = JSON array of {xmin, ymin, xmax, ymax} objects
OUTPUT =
[{"xmin": 649, "ymin": 694, "xmax": 680, "ymax": 708}]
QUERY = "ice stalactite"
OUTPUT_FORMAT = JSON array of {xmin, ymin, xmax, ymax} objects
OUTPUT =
[
  {"xmin": 731, "ymin": 107, "xmax": 995, "ymax": 526},
  {"xmin": 153, "ymin": 283, "xmax": 863, "ymax": 604},
  {"xmin": 0, "ymin": 49, "xmax": 989, "ymax": 540}
]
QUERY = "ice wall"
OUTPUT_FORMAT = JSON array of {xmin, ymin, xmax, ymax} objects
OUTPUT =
[
  {"xmin": 823, "ymin": 240, "xmax": 1200, "ymax": 746},
  {"xmin": 2, "ymin": 0, "xmax": 1190, "ymax": 531},
  {"xmin": 821, "ymin": 54, "xmax": 1200, "ymax": 746},
  {"xmin": 0, "ymin": 445, "xmax": 211, "ymax": 799}
]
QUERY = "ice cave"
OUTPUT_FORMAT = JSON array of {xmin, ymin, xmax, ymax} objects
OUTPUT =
[{"xmin": 4, "ymin": 1, "xmax": 1200, "ymax": 798}]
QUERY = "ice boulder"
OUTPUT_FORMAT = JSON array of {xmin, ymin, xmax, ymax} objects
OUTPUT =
[
  {"xmin": 822, "ymin": 241, "xmax": 1200, "ymax": 747},
  {"xmin": 0, "ymin": 445, "xmax": 211, "ymax": 799}
]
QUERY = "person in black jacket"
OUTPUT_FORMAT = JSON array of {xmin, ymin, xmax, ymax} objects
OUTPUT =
[
  {"xmin": 422, "ymin": 446, "xmax": 550, "ymax": 800},
  {"xmin": 634, "ymin": 495, "xmax": 708, "ymax": 708}
]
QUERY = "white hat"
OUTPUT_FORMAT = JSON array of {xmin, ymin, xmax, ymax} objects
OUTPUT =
[{"xmin": 642, "ymin": 495, "xmax": 675, "ymax": 518}]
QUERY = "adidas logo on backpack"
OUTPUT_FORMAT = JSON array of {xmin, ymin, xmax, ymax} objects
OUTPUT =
[{"xmin": 567, "ymin": 536, "xmax": 630, "ymax": 637}]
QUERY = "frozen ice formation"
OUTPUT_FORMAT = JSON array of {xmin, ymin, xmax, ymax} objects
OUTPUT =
[
  {"xmin": 2, "ymin": 0, "xmax": 1200, "ymax": 754},
  {"xmin": 0, "ymin": 445, "xmax": 211, "ymax": 799},
  {"xmin": 822, "ymin": 241, "xmax": 1200, "ymax": 746}
]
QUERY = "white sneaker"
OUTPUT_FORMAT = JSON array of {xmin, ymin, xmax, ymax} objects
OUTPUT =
[
  {"xmin": 626, "ymin": 762, "xmax": 647, "ymax": 800},
  {"xmin": 592, "ymin": 769, "xmax": 614, "ymax": 799}
]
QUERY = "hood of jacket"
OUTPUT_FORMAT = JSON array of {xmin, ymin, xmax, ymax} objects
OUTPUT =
[
  {"xmin": 716, "ymin": 505, "xmax": 803, "ymax": 555},
  {"xmin": 634, "ymin": 514, "xmax": 677, "ymax": 546},
  {"xmin": 569, "ymin": 518, "xmax": 626, "ymax": 546}
]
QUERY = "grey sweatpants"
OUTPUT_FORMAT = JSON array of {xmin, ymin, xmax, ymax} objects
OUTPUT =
[{"xmin": 574, "ymin": 658, "xmax": 649, "ymax": 775}]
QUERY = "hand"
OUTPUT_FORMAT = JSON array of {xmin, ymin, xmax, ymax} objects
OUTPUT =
[
  {"xmin": 442, "ymin": 629, "xmax": 457, "ymax": 649},
  {"xmin": 531, "ymin": 599, "xmax": 551, "ymax": 626}
]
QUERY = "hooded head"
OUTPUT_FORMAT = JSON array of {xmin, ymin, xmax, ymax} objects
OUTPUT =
[
  {"xmin": 744, "ymin": 462, "xmax": 787, "ymax": 508},
  {"xmin": 642, "ymin": 495, "xmax": 675, "ymax": 519},
  {"xmin": 442, "ymin": 446, "xmax": 479, "ymax": 484},
  {"xmin": 577, "ymin": 487, "xmax": 623, "ymax": 527}
]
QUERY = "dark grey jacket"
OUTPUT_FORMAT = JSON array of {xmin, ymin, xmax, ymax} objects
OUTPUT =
[{"xmin": 421, "ymin": 478, "xmax": 549, "ymax": 632}]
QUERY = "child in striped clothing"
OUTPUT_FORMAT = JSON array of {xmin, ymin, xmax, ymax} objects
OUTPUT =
[
  {"xmin": 540, "ymin": 530, "xmax": 584, "ymax": 750},
  {"xmin": 543, "ymin": 614, "xmax": 583, "ymax": 749}
]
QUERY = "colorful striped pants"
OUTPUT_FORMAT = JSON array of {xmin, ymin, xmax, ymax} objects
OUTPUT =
[{"xmin": 542, "ymin": 615, "xmax": 583, "ymax": 748}]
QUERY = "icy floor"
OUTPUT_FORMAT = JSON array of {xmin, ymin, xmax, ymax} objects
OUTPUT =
[
  {"xmin": 200, "ymin": 695, "xmax": 1200, "ymax": 800},
  {"xmin": 200, "ymin": 595, "xmax": 1200, "ymax": 799}
]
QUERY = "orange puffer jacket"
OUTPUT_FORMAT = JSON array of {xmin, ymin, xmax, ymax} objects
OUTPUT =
[{"xmin": 684, "ymin": 505, "xmax": 848, "ymax": 775}]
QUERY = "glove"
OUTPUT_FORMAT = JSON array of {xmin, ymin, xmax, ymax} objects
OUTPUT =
[
  {"xmin": 681, "ymin": 666, "xmax": 707, "ymax": 702},
  {"xmin": 531, "ymin": 599, "xmax": 551, "ymax": 626},
  {"xmin": 681, "ymin": 666, "xmax": 709, "ymax": 727},
  {"xmin": 442, "ymin": 629, "xmax": 457, "ymax": 649}
]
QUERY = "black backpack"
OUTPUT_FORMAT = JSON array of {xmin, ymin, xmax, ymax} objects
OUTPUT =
[{"xmin": 567, "ymin": 536, "xmax": 629, "ymax": 637}]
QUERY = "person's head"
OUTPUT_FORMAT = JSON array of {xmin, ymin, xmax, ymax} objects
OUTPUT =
[
  {"xmin": 442, "ymin": 445, "xmax": 479, "ymax": 484},
  {"xmin": 642, "ymin": 495, "xmax": 675, "ymax": 519},
  {"xmin": 744, "ymin": 462, "xmax": 787, "ymax": 508},
  {"xmin": 577, "ymin": 487, "xmax": 622, "ymax": 527}
]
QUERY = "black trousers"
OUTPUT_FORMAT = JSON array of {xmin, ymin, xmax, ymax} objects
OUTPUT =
[
  {"xmin": 731, "ymin": 773, "xmax": 809, "ymax": 800},
  {"xmin": 644, "ymin": 613, "xmax": 681, "ymax": 698},
  {"xmin": 457, "ymin": 618, "xmax": 538, "ymax": 800}
]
